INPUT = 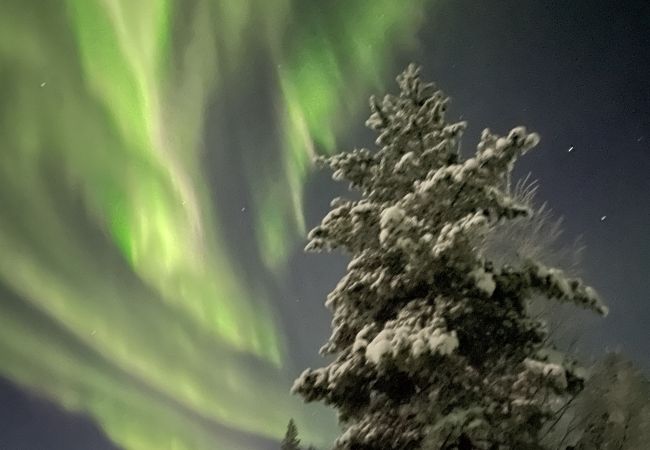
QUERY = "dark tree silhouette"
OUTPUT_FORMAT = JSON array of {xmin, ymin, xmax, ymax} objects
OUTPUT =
[{"xmin": 281, "ymin": 418, "xmax": 301, "ymax": 450}]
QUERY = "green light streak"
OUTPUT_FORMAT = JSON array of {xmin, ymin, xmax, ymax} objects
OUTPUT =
[
  {"xmin": 64, "ymin": 0, "xmax": 281, "ymax": 359},
  {"xmin": 0, "ymin": 0, "xmax": 432, "ymax": 448},
  {"xmin": 256, "ymin": 0, "xmax": 432, "ymax": 269}
]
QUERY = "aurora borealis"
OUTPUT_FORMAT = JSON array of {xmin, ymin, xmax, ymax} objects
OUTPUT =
[
  {"xmin": 0, "ymin": 0, "xmax": 433, "ymax": 449},
  {"xmin": 2, "ymin": 0, "xmax": 649, "ymax": 449}
]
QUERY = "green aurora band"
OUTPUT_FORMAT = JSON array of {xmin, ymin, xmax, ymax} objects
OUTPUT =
[{"xmin": 0, "ymin": 0, "xmax": 431, "ymax": 448}]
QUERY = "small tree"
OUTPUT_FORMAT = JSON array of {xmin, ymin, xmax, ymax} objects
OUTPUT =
[
  {"xmin": 292, "ymin": 65, "xmax": 607, "ymax": 449},
  {"xmin": 281, "ymin": 418, "xmax": 301, "ymax": 450},
  {"xmin": 554, "ymin": 353, "xmax": 650, "ymax": 450}
]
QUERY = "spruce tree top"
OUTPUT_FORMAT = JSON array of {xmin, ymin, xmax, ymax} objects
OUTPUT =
[
  {"xmin": 293, "ymin": 65, "xmax": 607, "ymax": 450},
  {"xmin": 281, "ymin": 418, "xmax": 301, "ymax": 450}
]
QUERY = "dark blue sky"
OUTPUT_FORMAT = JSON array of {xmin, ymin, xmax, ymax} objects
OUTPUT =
[{"xmin": 1, "ymin": 0, "xmax": 648, "ymax": 448}]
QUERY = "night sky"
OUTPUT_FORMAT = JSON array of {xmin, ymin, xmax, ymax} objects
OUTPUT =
[{"xmin": 0, "ymin": 0, "xmax": 648, "ymax": 449}]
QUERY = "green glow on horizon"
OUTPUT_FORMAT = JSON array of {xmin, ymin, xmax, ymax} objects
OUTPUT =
[{"xmin": 0, "ymin": 0, "xmax": 433, "ymax": 448}]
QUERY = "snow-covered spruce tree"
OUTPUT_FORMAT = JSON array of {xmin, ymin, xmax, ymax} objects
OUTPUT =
[
  {"xmin": 281, "ymin": 418, "xmax": 301, "ymax": 450},
  {"xmin": 292, "ymin": 65, "xmax": 608, "ymax": 450}
]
